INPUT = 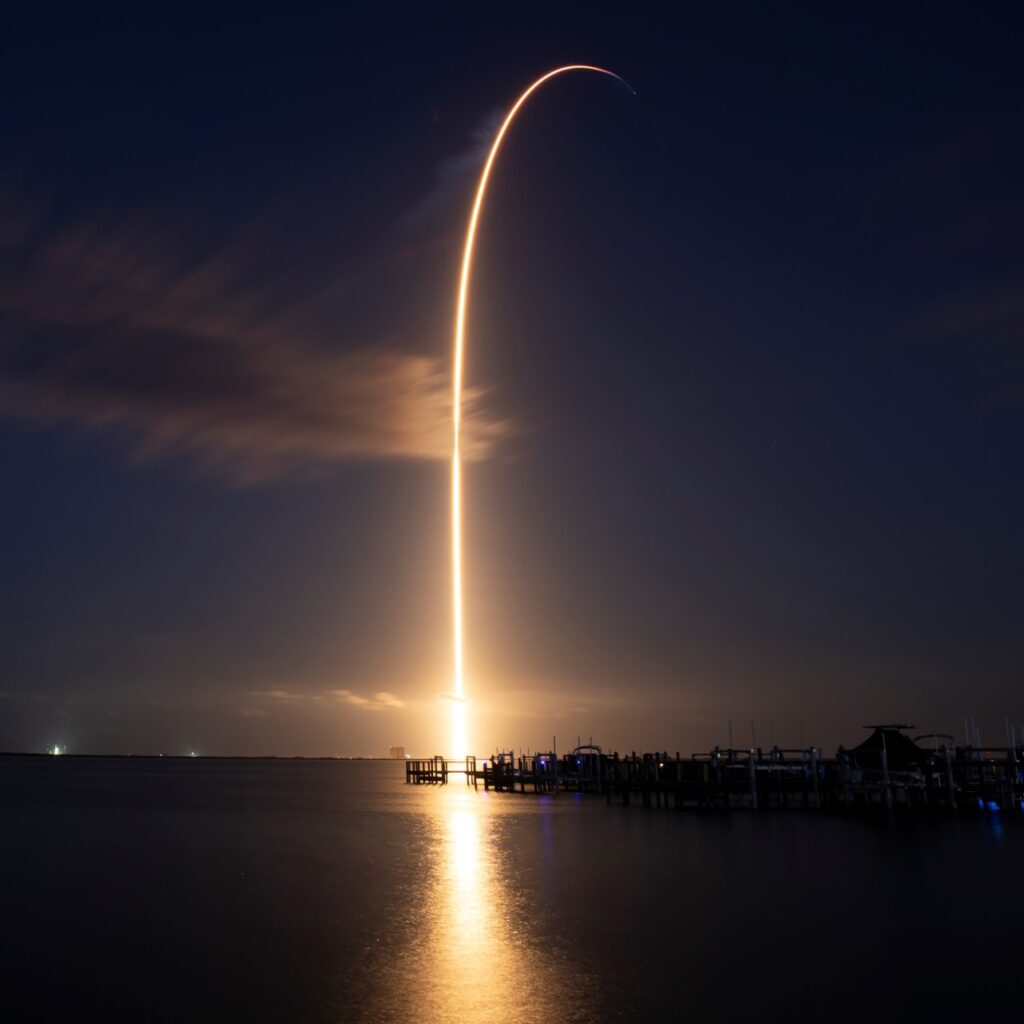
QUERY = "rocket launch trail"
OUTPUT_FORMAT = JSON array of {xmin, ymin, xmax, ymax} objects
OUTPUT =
[{"xmin": 450, "ymin": 65, "xmax": 633, "ymax": 758}]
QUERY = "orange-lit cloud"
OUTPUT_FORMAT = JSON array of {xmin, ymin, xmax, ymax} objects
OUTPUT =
[
  {"xmin": 247, "ymin": 687, "xmax": 407, "ymax": 712},
  {"xmin": 249, "ymin": 689, "xmax": 309, "ymax": 703},
  {"xmin": 0, "ymin": 193, "xmax": 512, "ymax": 482},
  {"xmin": 329, "ymin": 689, "xmax": 405, "ymax": 711}
]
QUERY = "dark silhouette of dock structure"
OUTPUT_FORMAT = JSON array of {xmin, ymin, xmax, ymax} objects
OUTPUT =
[
  {"xmin": 406, "ymin": 726, "xmax": 1024, "ymax": 814},
  {"xmin": 404, "ymin": 754, "xmax": 477, "ymax": 785}
]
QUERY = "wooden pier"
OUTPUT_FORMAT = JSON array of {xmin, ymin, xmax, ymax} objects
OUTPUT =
[
  {"xmin": 405, "ymin": 727, "xmax": 1024, "ymax": 815},
  {"xmin": 405, "ymin": 755, "xmax": 478, "ymax": 786}
]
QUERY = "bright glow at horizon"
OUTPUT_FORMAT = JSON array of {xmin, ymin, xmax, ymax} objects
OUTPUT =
[{"xmin": 449, "ymin": 65, "xmax": 632, "ymax": 758}]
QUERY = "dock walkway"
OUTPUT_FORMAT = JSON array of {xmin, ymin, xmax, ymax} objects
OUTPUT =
[{"xmin": 407, "ymin": 740, "xmax": 1024, "ymax": 814}]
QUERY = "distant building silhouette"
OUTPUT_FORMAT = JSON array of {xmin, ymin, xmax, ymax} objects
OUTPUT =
[{"xmin": 389, "ymin": 746, "xmax": 406, "ymax": 760}]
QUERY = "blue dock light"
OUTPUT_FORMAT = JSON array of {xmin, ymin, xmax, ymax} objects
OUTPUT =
[
  {"xmin": 987, "ymin": 801, "xmax": 1000, "ymax": 812},
  {"xmin": 977, "ymin": 798, "xmax": 984, "ymax": 810}
]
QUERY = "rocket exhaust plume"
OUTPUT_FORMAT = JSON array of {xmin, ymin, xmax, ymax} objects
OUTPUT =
[{"xmin": 450, "ymin": 65, "xmax": 633, "ymax": 758}]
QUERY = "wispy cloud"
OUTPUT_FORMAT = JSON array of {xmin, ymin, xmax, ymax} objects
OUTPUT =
[
  {"xmin": 915, "ymin": 278, "xmax": 1024, "ymax": 341},
  {"xmin": 0, "ymin": 191, "xmax": 512, "ymax": 482},
  {"xmin": 329, "ymin": 689, "xmax": 405, "ymax": 711},
  {"xmin": 399, "ymin": 109, "xmax": 502, "ymax": 228},
  {"xmin": 247, "ymin": 687, "xmax": 406, "ymax": 712},
  {"xmin": 249, "ymin": 689, "xmax": 309, "ymax": 703},
  {"xmin": 908, "ymin": 274, "xmax": 1024, "ymax": 408}
]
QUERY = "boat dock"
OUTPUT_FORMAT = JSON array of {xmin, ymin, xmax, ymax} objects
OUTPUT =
[
  {"xmin": 404, "ymin": 755, "xmax": 478, "ymax": 786},
  {"xmin": 406, "ymin": 727, "xmax": 1024, "ymax": 814}
]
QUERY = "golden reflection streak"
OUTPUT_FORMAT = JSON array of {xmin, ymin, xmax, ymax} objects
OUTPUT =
[
  {"xmin": 450, "ymin": 65, "xmax": 632, "ymax": 757},
  {"xmin": 357, "ymin": 789, "xmax": 600, "ymax": 1021},
  {"xmin": 429, "ymin": 794, "xmax": 520, "ymax": 1017}
]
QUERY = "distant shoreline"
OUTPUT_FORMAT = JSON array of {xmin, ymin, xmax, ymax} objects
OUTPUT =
[{"xmin": 0, "ymin": 752, "xmax": 407, "ymax": 761}]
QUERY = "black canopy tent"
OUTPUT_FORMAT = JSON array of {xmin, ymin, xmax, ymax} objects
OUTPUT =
[{"xmin": 848, "ymin": 724, "xmax": 926, "ymax": 771}]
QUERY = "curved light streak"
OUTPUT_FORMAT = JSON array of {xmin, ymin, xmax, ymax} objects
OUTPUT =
[{"xmin": 451, "ymin": 65, "xmax": 633, "ymax": 757}]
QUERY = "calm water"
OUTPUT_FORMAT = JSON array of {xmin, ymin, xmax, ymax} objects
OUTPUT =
[{"xmin": 2, "ymin": 756, "xmax": 1021, "ymax": 1022}]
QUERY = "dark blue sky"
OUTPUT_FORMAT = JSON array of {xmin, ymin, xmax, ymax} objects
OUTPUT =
[{"xmin": 2, "ymin": 4, "xmax": 1021, "ymax": 755}]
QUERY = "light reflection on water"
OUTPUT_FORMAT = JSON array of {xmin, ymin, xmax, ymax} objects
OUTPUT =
[
  {"xmin": 428, "ymin": 795, "xmax": 509, "ymax": 1017},
  {"xmin": 6, "ymin": 759, "xmax": 1024, "ymax": 1023},
  {"xmin": 365, "ymin": 785, "xmax": 596, "ymax": 1023}
]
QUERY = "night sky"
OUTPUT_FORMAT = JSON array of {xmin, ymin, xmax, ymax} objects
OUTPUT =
[{"xmin": 2, "ymin": 5, "xmax": 1022, "ymax": 756}]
